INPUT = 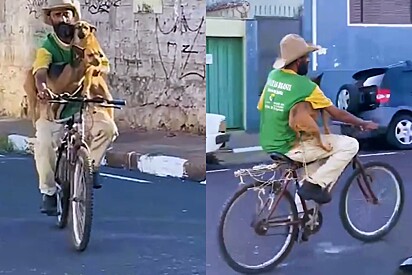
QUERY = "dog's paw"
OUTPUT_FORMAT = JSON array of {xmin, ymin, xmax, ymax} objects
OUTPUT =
[{"xmin": 323, "ymin": 143, "xmax": 333, "ymax": 152}]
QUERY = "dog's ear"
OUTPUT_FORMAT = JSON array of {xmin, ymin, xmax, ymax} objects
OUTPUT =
[
  {"xmin": 72, "ymin": 45, "xmax": 85, "ymax": 59},
  {"xmin": 89, "ymin": 24, "xmax": 97, "ymax": 33},
  {"xmin": 310, "ymin": 73, "xmax": 324, "ymax": 86}
]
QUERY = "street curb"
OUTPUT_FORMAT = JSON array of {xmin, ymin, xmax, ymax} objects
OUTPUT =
[
  {"xmin": 105, "ymin": 151, "xmax": 205, "ymax": 182},
  {"xmin": 6, "ymin": 134, "xmax": 206, "ymax": 182}
]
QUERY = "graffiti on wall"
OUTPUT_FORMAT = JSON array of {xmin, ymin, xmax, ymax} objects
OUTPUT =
[
  {"xmin": 26, "ymin": 0, "xmax": 48, "ymax": 19},
  {"xmin": 84, "ymin": 0, "xmax": 121, "ymax": 14},
  {"xmin": 133, "ymin": 0, "xmax": 163, "ymax": 14},
  {"xmin": 155, "ymin": 5, "xmax": 205, "ymax": 80}
]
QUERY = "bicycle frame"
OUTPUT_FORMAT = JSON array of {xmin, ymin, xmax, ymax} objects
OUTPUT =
[{"xmin": 260, "ymin": 154, "xmax": 378, "ymax": 228}]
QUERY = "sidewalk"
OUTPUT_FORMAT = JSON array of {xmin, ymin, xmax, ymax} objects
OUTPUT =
[{"xmin": 0, "ymin": 118, "xmax": 205, "ymax": 182}]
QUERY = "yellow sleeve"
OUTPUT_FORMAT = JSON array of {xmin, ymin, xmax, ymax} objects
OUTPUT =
[
  {"xmin": 305, "ymin": 85, "xmax": 333, "ymax": 109},
  {"xmin": 32, "ymin": 48, "xmax": 52, "ymax": 75},
  {"xmin": 99, "ymin": 50, "xmax": 110, "ymax": 74},
  {"xmin": 257, "ymin": 90, "xmax": 265, "ymax": 111}
]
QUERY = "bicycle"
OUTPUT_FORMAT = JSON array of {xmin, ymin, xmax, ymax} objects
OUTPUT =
[
  {"xmin": 218, "ymin": 147, "xmax": 404, "ymax": 274},
  {"xmin": 49, "ymin": 93, "xmax": 126, "ymax": 252}
]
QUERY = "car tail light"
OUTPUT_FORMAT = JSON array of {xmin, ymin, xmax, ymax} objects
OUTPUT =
[{"xmin": 376, "ymin": 88, "xmax": 390, "ymax": 104}]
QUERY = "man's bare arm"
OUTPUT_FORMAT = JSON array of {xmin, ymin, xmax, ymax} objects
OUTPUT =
[
  {"xmin": 34, "ymin": 69, "xmax": 48, "ymax": 92},
  {"xmin": 324, "ymin": 105, "xmax": 365, "ymax": 126},
  {"xmin": 34, "ymin": 69, "xmax": 47, "ymax": 93}
]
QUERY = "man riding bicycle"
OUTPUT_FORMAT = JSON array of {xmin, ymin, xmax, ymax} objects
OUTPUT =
[
  {"xmin": 258, "ymin": 34, "xmax": 379, "ymax": 204},
  {"xmin": 31, "ymin": 0, "xmax": 118, "ymax": 215}
]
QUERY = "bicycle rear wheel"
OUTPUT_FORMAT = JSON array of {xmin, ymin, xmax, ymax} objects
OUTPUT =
[
  {"xmin": 70, "ymin": 146, "xmax": 94, "ymax": 251},
  {"xmin": 217, "ymin": 182, "xmax": 299, "ymax": 274},
  {"xmin": 55, "ymin": 147, "xmax": 70, "ymax": 229},
  {"xmin": 339, "ymin": 161, "xmax": 404, "ymax": 242}
]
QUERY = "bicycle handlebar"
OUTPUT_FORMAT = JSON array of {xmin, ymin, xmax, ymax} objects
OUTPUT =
[{"xmin": 48, "ymin": 94, "xmax": 126, "ymax": 108}]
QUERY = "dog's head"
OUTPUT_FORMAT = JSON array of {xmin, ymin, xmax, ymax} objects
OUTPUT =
[
  {"xmin": 74, "ymin": 20, "xmax": 97, "ymax": 40},
  {"xmin": 72, "ymin": 45, "xmax": 104, "ymax": 67}
]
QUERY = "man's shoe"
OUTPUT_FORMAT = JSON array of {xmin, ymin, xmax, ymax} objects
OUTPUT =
[
  {"xmin": 40, "ymin": 194, "xmax": 58, "ymax": 216},
  {"xmin": 93, "ymin": 171, "xmax": 102, "ymax": 189},
  {"xmin": 297, "ymin": 180, "xmax": 331, "ymax": 204}
]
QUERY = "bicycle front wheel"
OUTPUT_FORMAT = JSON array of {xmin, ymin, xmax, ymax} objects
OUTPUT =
[
  {"xmin": 55, "ymin": 147, "xmax": 70, "ymax": 229},
  {"xmin": 217, "ymin": 182, "xmax": 299, "ymax": 274},
  {"xmin": 70, "ymin": 146, "xmax": 94, "ymax": 252},
  {"xmin": 339, "ymin": 161, "xmax": 404, "ymax": 242}
]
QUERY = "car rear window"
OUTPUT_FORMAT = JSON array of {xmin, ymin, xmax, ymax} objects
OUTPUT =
[{"xmin": 363, "ymin": 74, "xmax": 384, "ymax": 87}]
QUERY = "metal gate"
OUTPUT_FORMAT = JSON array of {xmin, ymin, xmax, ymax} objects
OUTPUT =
[
  {"xmin": 256, "ymin": 16, "xmax": 302, "ymax": 93},
  {"xmin": 206, "ymin": 37, "xmax": 244, "ymax": 129}
]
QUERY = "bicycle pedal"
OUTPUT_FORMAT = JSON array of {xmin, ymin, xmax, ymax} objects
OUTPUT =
[
  {"xmin": 71, "ymin": 197, "xmax": 83, "ymax": 203},
  {"xmin": 44, "ymin": 210, "xmax": 59, "ymax": 217},
  {"xmin": 297, "ymin": 227, "xmax": 310, "ymax": 243},
  {"xmin": 301, "ymin": 233, "xmax": 309, "ymax": 242}
]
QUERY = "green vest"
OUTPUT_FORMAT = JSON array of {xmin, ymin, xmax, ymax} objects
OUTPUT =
[
  {"xmin": 259, "ymin": 70, "xmax": 316, "ymax": 154},
  {"xmin": 42, "ymin": 33, "xmax": 82, "ymax": 119}
]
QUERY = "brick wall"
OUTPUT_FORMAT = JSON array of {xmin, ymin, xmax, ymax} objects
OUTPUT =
[{"xmin": 0, "ymin": 0, "xmax": 206, "ymax": 134}]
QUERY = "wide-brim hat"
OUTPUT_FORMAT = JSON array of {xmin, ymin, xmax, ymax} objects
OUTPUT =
[
  {"xmin": 273, "ymin": 34, "xmax": 321, "ymax": 69},
  {"xmin": 42, "ymin": 0, "xmax": 81, "ymax": 26}
]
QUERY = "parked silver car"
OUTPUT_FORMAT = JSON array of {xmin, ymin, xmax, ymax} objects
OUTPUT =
[{"xmin": 336, "ymin": 61, "xmax": 412, "ymax": 149}]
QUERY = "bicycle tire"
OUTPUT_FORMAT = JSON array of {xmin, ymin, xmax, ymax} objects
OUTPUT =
[
  {"xmin": 55, "ymin": 148, "xmax": 70, "ymax": 229},
  {"xmin": 70, "ymin": 146, "xmax": 94, "ymax": 252},
  {"xmin": 217, "ymin": 182, "xmax": 299, "ymax": 274},
  {"xmin": 339, "ymin": 161, "xmax": 404, "ymax": 242}
]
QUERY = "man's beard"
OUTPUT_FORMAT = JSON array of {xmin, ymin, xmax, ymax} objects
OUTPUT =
[
  {"xmin": 297, "ymin": 62, "xmax": 309, "ymax": 76},
  {"xmin": 53, "ymin": 22, "xmax": 75, "ymax": 42}
]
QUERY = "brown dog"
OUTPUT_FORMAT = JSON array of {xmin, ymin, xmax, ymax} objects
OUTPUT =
[
  {"xmin": 288, "ymin": 73, "xmax": 332, "ymax": 152},
  {"xmin": 23, "ymin": 44, "xmax": 103, "ymax": 126},
  {"xmin": 73, "ymin": 20, "xmax": 114, "ymax": 118},
  {"xmin": 24, "ymin": 21, "xmax": 113, "ymax": 125}
]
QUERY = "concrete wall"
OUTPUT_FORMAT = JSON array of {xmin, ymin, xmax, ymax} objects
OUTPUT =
[
  {"xmin": 0, "ymin": 0, "xmax": 206, "ymax": 134},
  {"xmin": 303, "ymin": 0, "xmax": 412, "ymax": 102}
]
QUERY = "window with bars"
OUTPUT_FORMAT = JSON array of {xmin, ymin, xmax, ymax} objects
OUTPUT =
[{"xmin": 349, "ymin": 0, "xmax": 412, "ymax": 24}]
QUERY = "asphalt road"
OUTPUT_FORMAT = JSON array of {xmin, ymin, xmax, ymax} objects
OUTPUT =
[
  {"xmin": 0, "ymin": 155, "xmax": 205, "ymax": 275},
  {"xmin": 206, "ymin": 150, "xmax": 412, "ymax": 275}
]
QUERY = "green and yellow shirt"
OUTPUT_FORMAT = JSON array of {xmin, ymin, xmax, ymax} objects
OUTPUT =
[{"xmin": 258, "ymin": 69, "xmax": 333, "ymax": 154}]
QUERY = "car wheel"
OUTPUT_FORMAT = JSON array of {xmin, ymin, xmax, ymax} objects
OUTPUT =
[
  {"xmin": 336, "ymin": 84, "xmax": 360, "ymax": 114},
  {"xmin": 387, "ymin": 114, "xmax": 412, "ymax": 150}
]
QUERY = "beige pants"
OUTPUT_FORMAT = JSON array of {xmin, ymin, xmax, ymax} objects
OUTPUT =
[
  {"xmin": 286, "ymin": 134, "xmax": 359, "ymax": 190},
  {"xmin": 34, "ymin": 109, "xmax": 118, "ymax": 196}
]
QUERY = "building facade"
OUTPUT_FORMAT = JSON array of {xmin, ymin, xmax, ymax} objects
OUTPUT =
[
  {"xmin": 206, "ymin": 0, "xmax": 303, "ymax": 132},
  {"xmin": 303, "ymin": 0, "xmax": 412, "ymax": 101}
]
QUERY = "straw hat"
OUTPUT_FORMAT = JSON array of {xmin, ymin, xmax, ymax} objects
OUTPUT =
[
  {"xmin": 273, "ymin": 34, "xmax": 321, "ymax": 69},
  {"xmin": 42, "ymin": 0, "xmax": 81, "ymax": 25}
]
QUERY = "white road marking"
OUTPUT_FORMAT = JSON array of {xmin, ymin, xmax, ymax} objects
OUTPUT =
[
  {"xmin": 100, "ymin": 172, "xmax": 151, "ymax": 184},
  {"xmin": 231, "ymin": 145, "xmax": 401, "ymax": 157},
  {"xmin": 232, "ymin": 146, "xmax": 262, "ymax": 153},
  {"xmin": 358, "ymin": 152, "xmax": 398, "ymax": 157},
  {"xmin": 315, "ymin": 242, "xmax": 358, "ymax": 255},
  {"xmin": 207, "ymin": 151, "xmax": 401, "ymax": 174},
  {"xmin": 206, "ymin": 168, "xmax": 230, "ymax": 174},
  {"xmin": 200, "ymin": 180, "xmax": 206, "ymax": 184}
]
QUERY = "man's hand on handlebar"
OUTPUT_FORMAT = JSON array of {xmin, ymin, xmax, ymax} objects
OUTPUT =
[
  {"xmin": 37, "ymin": 83, "xmax": 53, "ymax": 103},
  {"xmin": 359, "ymin": 120, "xmax": 379, "ymax": 131},
  {"xmin": 325, "ymin": 105, "xmax": 379, "ymax": 132}
]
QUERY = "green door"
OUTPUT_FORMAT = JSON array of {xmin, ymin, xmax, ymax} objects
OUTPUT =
[{"xmin": 206, "ymin": 37, "xmax": 244, "ymax": 129}]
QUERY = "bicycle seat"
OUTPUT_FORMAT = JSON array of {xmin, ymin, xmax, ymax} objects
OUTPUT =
[
  {"xmin": 270, "ymin": 152, "xmax": 317, "ymax": 168},
  {"xmin": 269, "ymin": 152, "xmax": 296, "ymax": 165}
]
